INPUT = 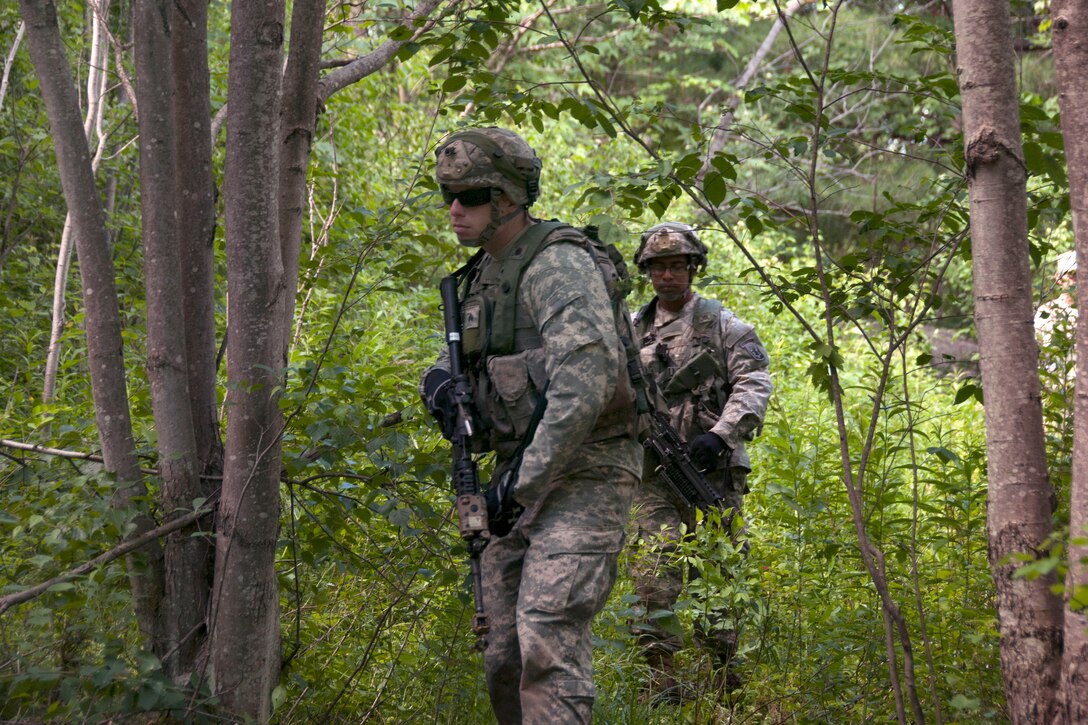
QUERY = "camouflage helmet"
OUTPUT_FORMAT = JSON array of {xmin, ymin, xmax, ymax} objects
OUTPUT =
[
  {"xmin": 434, "ymin": 127, "xmax": 542, "ymax": 208},
  {"xmin": 634, "ymin": 222, "xmax": 708, "ymax": 274}
]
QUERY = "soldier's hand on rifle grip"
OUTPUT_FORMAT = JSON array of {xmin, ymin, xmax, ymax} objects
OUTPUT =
[
  {"xmin": 486, "ymin": 469, "xmax": 525, "ymax": 537},
  {"xmin": 422, "ymin": 369, "xmax": 458, "ymax": 440},
  {"xmin": 688, "ymin": 432, "xmax": 730, "ymax": 473}
]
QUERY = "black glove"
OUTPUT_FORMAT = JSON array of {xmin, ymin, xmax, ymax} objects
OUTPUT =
[
  {"xmin": 421, "ymin": 369, "xmax": 457, "ymax": 440},
  {"xmin": 485, "ymin": 468, "xmax": 525, "ymax": 537},
  {"xmin": 688, "ymin": 432, "xmax": 730, "ymax": 473}
]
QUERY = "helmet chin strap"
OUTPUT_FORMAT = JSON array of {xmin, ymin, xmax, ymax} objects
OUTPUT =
[
  {"xmin": 657, "ymin": 286, "xmax": 692, "ymax": 304},
  {"xmin": 459, "ymin": 189, "xmax": 524, "ymax": 248}
]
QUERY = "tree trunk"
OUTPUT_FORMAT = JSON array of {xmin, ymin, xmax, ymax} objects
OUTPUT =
[
  {"xmin": 1052, "ymin": 1, "xmax": 1088, "ymax": 721},
  {"xmin": 0, "ymin": 21, "xmax": 25, "ymax": 115},
  {"xmin": 702, "ymin": 0, "xmax": 814, "ymax": 173},
  {"xmin": 210, "ymin": 0, "xmax": 286, "ymax": 719},
  {"xmin": 43, "ymin": 217, "xmax": 76, "ymax": 406},
  {"xmin": 167, "ymin": 0, "xmax": 220, "ymax": 678},
  {"xmin": 43, "ymin": 0, "xmax": 111, "ymax": 407},
  {"xmin": 277, "ymin": 0, "xmax": 326, "ymax": 361},
  {"xmin": 133, "ymin": 0, "xmax": 207, "ymax": 680},
  {"xmin": 172, "ymin": 0, "xmax": 222, "ymax": 476},
  {"xmin": 17, "ymin": 0, "xmax": 164, "ymax": 652},
  {"xmin": 950, "ymin": 1, "xmax": 1062, "ymax": 721}
]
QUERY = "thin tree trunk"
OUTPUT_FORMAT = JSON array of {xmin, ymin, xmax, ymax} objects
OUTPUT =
[
  {"xmin": 43, "ymin": 0, "xmax": 111, "ymax": 406},
  {"xmin": 950, "ymin": 1, "xmax": 1062, "ymax": 721},
  {"xmin": 210, "ymin": 0, "xmax": 286, "ymax": 718},
  {"xmin": 802, "ymin": 5, "xmax": 921, "ymax": 721},
  {"xmin": 1052, "ymin": 1, "xmax": 1088, "ymax": 721},
  {"xmin": 43, "ymin": 217, "xmax": 76, "ymax": 405},
  {"xmin": 133, "ymin": 0, "xmax": 207, "ymax": 680},
  {"xmin": 170, "ymin": 0, "xmax": 221, "ymax": 678},
  {"xmin": 172, "ymin": 0, "xmax": 222, "ymax": 476},
  {"xmin": 0, "ymin": 21, "xmax": 24, "ymax": 115},
  {"xmin": 278, "ymin": 0, "xmax": 326, "ymax": 360},
  {"xmin": 17, "ymin": 0, "xmax": 164, "ymax": 652},
  {"xmin": 702, "ymin": 0, "xmax": 813, "ymax": 173}
]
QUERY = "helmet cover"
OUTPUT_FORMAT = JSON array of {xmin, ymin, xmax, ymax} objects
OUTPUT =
[
  {"xmin": 634, "ymin": 222, "xmax": 708, "ymax": 273},
  {"xmin": 434, "ymin": 127, "xmax": 542, "ymax": 207}
]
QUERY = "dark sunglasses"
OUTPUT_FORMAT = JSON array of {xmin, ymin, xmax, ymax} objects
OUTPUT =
[{"xmin": 442, "ymin": 187, "xmax": 495, "ymax": 207}]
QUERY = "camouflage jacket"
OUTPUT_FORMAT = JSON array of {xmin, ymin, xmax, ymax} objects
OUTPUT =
[
  {"xmin": 633, "ymin": 293, "xmax": 772, "ymax": 471},
  {"xmin": 424, "ymin": 223, "xmax": 642, "ymax": 506}
]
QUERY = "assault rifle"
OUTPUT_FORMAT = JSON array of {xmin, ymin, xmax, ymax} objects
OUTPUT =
[
  {"xmin": 643, "ymin": 412, "xmax": 728, "ymax": 511},
  {"xmin": 440, "ymin": 275, "xmax": 491, "ymax": 650}
]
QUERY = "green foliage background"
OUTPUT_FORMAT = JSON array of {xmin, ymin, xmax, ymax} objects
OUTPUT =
[{"xmin": 0, "ymin": 0, "xmax": 1075, "ymax": 721}]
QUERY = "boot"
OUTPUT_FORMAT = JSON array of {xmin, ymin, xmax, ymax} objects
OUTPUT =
[
  {"xmin": 714, "ymin": 652, "xmax": 744, "ymax": 695},
  {"xmin": 641, "ymin": 651, "xmax": 686, "ymax": 706}
]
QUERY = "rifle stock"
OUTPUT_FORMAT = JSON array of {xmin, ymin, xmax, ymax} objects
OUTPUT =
[{"xmin": 440, "ymin": 275, "xmax": 490, "ymax": 649}]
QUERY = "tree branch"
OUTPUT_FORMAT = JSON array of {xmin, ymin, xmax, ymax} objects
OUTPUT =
[
  {"xmin": 0, "ymin": 438, "xmax": 158, "ymax": 475},
  {"xmin": 318, "ymin": 0, "xmax": 452, "ymax": 104},
  {"xmin": 0, "ymin": 501, "xmax": 215, "ymax": 616}
]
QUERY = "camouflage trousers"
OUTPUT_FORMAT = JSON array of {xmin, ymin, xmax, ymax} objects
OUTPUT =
[
  {"xmin": 628, "ymin": 468, "xmax": 748, "ymax": 663},
  {"xmin": 482, "ymin": 466, "xmax": 638, "ymax": 725}
]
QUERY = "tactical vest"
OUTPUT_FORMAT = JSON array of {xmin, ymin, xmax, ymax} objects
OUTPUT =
[
  {"xmin": 455, "ymin": 221, "xmax": 639, "ymax": 457},
  {"xmin": 634, "ymin": 296, "xmax": 734, "ymax": 441}
]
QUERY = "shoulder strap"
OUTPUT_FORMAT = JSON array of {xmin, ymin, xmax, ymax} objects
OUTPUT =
[
  {"xmin": 487, "ymin": 220, "xmax": 569, "ymax": 356},
  {"xmin": 451, "ymin": 249, "xmax": 486, "ymax": 298},
  {"xmin": 691, "ymin": 296, "xmax": 733, "ymax": 405},
  {"xmin": 692, "ymin": 296, "xmax": 723, "ymax": 337},
  {"xmin": 633, "ymin": 298, "xmax": 657, "ymax": 336}
]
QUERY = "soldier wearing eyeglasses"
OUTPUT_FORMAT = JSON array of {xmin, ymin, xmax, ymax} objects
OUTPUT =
[
  {"xmin": 628, "ymin": 222, "xmax": 772, "ymax": 703},
  {"xmin": 419, "ymin": 127, "xmax": 642, "ymax": 723}
]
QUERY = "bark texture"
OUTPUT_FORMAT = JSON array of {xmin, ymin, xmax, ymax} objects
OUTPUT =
[
  {"xmin": 210, "ymin": 0, "xmax": 286, "ymax": 719},
  {"xmin": 18, "ymin": 0, "xmax": 164, "ymax": 652},
  {"xmin": 277, "ymin": 0, "xmax": 326, "ymax": 360},
  {"xmin": 133, "ymin": 0, "xmax": 207, "ymax": 680},
  {"xmin": 169, "ymin": 0, "xmax": 220, "ymax": 678},
  {"xmin": 1052, "ymin": 2, "xmax": 1088, "ymax": 721},
  {"xmin": 951, "ymin": 1, "xmax": 1062, "ymax": 721},
  {"xmin": 172, "ymin": 0, "xmax": 222, "ymax": 476}
]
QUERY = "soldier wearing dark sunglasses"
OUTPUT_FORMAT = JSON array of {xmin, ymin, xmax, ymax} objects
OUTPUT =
[{"xmin": 420, "ymin": 127, "xmax": 642, "ymax": 723}]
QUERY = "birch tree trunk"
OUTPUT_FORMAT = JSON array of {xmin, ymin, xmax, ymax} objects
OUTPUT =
[
  {"xmin": 17, "ymin": 0, "xmax": 164, "ymax": 653},
  {"xmin": 133, "ymin": 0, "xmax": 207, "ymax": 681},
  {"xmin": 210, "ymin": 0, "xmax": 286, "ymax": 718},
  {"xmin": 950, "ymin": 1, "xmax": 1062, "ymax": 721},
  {"xmin": 1052, "ymin": 1, "xmax": 1088, "ymax": 721},
  {"xmin": 0, "ymin": 21, "xmax": 24, "ymax": 115}
]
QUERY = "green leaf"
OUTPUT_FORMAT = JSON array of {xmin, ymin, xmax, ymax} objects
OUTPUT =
[
  {"xmin": 926, "ymin": 446, "xmax": 960, "ymax": 464},
  {"xmin": 710, "ymin": 153, "xmax": 737, "ymax": 180},
  {"xmin": 953, "ymin": 382, "xmax": 982, "ymax": 405},
  {"xmin": 442, "ymin": 75, "xmax": 467, "ymax": 93},
  {"xmin": 950, "ymin": 694, "xmax": 981, "ymax": 710},
  {"xmin": 616, "ymin": 0, "xmax": 647, "ymax": 20},
  {"xmin": 703, "ymin": 171, "xmax": 726, "ymax": 207}
]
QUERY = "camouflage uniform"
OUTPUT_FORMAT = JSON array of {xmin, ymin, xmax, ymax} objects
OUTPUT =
[
  {"xmin": 628, "ymin": 224, "xmax": 772, "ymax": 671},
  {"xmin": 422, "ymin": 128, "xmax": 641, "ymax": 723}
]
